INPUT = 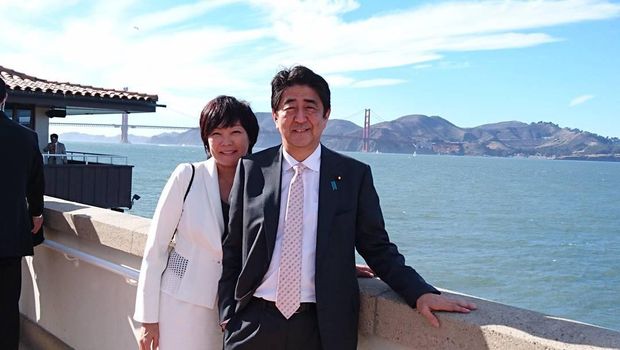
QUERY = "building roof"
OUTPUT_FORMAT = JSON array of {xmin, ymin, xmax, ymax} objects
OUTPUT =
[{"xmin": 1, "ymin": 65, "xmax": 161, "ymax": 115}]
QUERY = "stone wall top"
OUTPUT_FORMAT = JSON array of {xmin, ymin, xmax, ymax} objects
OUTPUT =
[
  {"xmin": 43, "ymin": 196, "xmax": 150, "ymax": 257},
  {"xmin": 358, "ymin": 276, "xmax": 620, "ymax": 349}
]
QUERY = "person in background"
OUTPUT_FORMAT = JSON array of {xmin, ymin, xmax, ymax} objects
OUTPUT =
[
  {"xmin": 0, "ymin": 77, "xmax": 45, "ymax": 350},
  {"xmin": 218, "ymin": 65, "xmax": 477, "ymax": 350},
  {"xmin": 43, "ymin": 133, "xmax": 66, "ymax": 164},
  {"xmin": 133, "ymin": 96, "xmax": 259, "ymax": 349}
]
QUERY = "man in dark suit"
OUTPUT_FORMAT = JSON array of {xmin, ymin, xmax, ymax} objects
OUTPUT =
[
  {"xmin": 0, "ymin": 77, "xmax": 45, "ymax": 350},
  {"xmin": 218, "ymin": 66, "xmax": 476, "ymax": 350}
]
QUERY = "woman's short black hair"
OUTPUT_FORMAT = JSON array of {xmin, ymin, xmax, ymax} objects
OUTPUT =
[{"xmin": 199, "ymin": 95, "xmax": 259, "ymax": 156}]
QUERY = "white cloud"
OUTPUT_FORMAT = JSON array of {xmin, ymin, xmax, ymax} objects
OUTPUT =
[
  {"xmin": 256, "ymin": 0, "xmax": 619, "ymax": 73},
  {"xmin": 322, "ymin": 75, "xmax": 406, "ymax": 88},
  {"xmin": 1, "ymin": 0, "xmax": 81, "ymax": 13},
  {"xmin": 438, "ymin": 61, "xmax": 471, "ymax": 70},
  {"xmin": 569, "ymin": 95, "xmax": 595, "ymax": 107},
  {"xmin": 351, "ymin": 79, "xmax": 407, "ymax": 88},
  {"xmin": 413, "ymin": 61, "xmax": 471, "ymax": 71},
  {"xmin": 323, "ymin": 74, "xmax": 356, "ymax": 87},
  {"xmin": 1, "ymin": 0, "xmax": 618, "ymax": 124},
  {"xmin": 323, "ymin": 75, "xmax": 407, "ymax": 88},
  {"xmin": 131, "ymin": 0, "xmax": 239, "ymax": 31},
  {"xmin": 413, "ymin": 64, "xmax": 433, "ymax": 70}
]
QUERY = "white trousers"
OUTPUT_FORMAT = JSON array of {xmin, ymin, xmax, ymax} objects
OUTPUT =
[{"xmin": 159, "ymin": 292, "xmax": 223, "ymax": 349}]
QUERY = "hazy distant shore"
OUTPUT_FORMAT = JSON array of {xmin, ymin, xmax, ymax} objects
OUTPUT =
[{"xmin": 58, "ymin": 113, "xmax": 620, "ymax": 162}]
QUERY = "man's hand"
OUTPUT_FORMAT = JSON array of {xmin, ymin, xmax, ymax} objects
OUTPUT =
[
  {"xmin": 138, "ymin": 322, "xmax": 159, "ymax": 350},
  {"xmin": 355, "ymin": 264, "xmax": 375, "ymax": 278},
  {"xmin": 416, "ymin": 293, "xmax": 477, "ymax": 328},
  {"xmin": 31, "ymin": 215, "xmax": 43, "ymax": 233}
]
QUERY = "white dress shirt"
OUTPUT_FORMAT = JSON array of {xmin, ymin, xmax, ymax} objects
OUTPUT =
[{"xmin": 254, "ymin": 145, "xmax": 321, "ymax": 303}]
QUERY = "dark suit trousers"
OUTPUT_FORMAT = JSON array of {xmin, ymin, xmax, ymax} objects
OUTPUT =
[
  {"xmin": 224, "ymin": 298, "xmax": 322, "ymax": 350},
  {"xmin": 0, "ymin": 257, "xmax": 22, "ymax": 350}
]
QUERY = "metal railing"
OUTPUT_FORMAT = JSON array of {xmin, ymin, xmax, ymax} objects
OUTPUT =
[
  {"xmin": 43, "ymin": 151, "xmax": 128, "ymax": 165},
  {"xmin": 41, "ymin": 239, "xmax": 139, "ymax": 286}
]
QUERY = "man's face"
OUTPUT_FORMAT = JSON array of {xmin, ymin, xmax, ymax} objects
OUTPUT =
[
  {"xmin": 273, "ymin": 84, "xmax": 330, "ymax": 161},
  {"xmin": 51, "ymin": 136, "xmax": 58, "ymax": 143}
]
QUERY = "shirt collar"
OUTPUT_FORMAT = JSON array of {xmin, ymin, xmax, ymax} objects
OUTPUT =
[{"xmin": 282, "ymin": 144, "xmax": 322, "ymax": 173}]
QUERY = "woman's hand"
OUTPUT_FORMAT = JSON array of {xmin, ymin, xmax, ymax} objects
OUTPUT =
[{"xmin": 138, "ymin": 322, "xmax": 160, "ymax": 350}]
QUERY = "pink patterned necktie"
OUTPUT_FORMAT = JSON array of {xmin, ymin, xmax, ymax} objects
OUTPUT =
[{"xmin": 276, "ymin": 163, "xmax": 305, "ymax": 319}]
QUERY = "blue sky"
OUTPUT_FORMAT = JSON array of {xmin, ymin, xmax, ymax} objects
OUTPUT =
[{"xmin": 1, "ymin": 0, "xmax": 619, "ymax": 137}]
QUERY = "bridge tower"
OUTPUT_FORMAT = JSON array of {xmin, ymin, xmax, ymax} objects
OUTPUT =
[
  {"xmin": 120, "ymin": 87, "xmax": 130, "ymax": 144},
  {"xmin": 362, "ymin": 108, "xmax": 371, "ymax": 152}
]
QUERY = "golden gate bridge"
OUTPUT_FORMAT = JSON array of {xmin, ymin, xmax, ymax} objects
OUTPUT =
[{"xmin": 50, "ymin": 108, "xmax": 378, "ymax": 148}]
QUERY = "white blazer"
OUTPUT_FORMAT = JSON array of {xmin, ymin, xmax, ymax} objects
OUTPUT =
[{"xmin": 134, "ymin": 158, "xmax": 224, "ymax": 323}]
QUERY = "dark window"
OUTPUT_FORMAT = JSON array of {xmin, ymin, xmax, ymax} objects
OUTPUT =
[
  {"xmin": 4, "ymin": 104, "xmax": 35, "ymax": 129},
  {"xmin": 17, "ymin": 109, "xmax": 32, "ymax": 128}
]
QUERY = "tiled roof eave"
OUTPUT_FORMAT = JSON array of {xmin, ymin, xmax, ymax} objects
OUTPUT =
[
  {"xmin": 8, "ymin": 89, "xmax": 158, "ymax": 113},
  {"xmin": 1, "ymin": 65, "xmax": 158, "ymax": 103},
  {"xmin": 8, "ymin": 85, "xmax": 158, "ymax": 102}
]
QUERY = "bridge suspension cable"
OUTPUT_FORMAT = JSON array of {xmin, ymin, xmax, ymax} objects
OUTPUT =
[{"xmin": 49, "ymin": 122, "xmax": 195, "ymax": 130}]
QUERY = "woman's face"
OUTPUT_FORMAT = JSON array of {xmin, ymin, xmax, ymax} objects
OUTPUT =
[{"xmin": 207, "ymin": 121, "xmax": 250, "ymax": 169}]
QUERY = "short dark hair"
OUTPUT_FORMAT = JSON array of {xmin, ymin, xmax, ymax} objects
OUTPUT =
[
  {"xmin": 50, "ymin": 133, "xmax": 59, "ymax": 139},
  {"xmin": 199, "ymin": 95, "xmax": 259, "ymax": 156},
  {"xmin": 0, "ymin": 77, "xmax": 6, "ymax": 100},
  {"xmin": 271, "ymin": 65, "xmax": 331, "ymax": 117}
]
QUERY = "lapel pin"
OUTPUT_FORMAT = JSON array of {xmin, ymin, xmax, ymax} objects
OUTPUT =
[{"xmin": 331, "ymin": 176, "xmax": 342, "ymax": 190}]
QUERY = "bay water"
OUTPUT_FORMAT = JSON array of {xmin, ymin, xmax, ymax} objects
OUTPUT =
[{"xmin": 68, "ymin": 142, "xmax": 620, "ymax": 331}]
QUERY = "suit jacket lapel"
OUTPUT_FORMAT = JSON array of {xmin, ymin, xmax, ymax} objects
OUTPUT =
[
  {"xmin": 316, "ymin": 145, "xmax": 341, "ymax": 264},
  {"xmin": 261, "ymin": 146, "xmax": 283, "ymax": 258}
]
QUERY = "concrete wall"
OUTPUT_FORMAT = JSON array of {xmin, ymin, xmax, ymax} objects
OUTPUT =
[
  {"xmin": 34, "ymin": 106, "xmax": 50, "ymax": 151},
  {"xmin": 20, "ymin": 197, "xmax": 149, "ymax": 350},
  {"xmin": 20, "ymin": 197, "xmax": 620, "ymax": 350}
]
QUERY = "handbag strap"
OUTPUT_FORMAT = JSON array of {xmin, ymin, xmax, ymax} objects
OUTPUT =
[
  {"xmin": 171, "ymin": 163, "xmax": 195, "ymax": 244},
  {"xmin": 183, "ymin": 163, "xmax": 195, "ymax": 202}
]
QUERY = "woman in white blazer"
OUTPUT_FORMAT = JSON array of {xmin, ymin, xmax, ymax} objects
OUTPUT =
[{"xmin": 134, "ymin": 96, "xmax": 259, "ymax": 349}]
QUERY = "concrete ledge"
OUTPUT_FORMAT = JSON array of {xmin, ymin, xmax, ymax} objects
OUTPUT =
[
  {"xmin": 43, "ymin": 196, "xmax": 150, "ymax": 258},
  {"xmin": 358, "ymin": 278, "xmax": 620, "ymax": 350},
  {"xmin": 26, "ymin": 197, "xmax": 620, "ymax": 350}
]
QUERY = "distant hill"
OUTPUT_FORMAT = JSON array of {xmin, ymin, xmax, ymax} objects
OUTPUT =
[
  {"xmin": 146, "ymin": 112, "xmax": 282, "ymax": 147},
  {"xmin": 145, "ymin": 113, "xmax": 368, "ymax": 151},
  {"xmin": 149, "ymin": 130, "xmax": 199, "ymax": 145},
  {"xmin": 60, "ymin": 132, "xmax": 150, "ymax": 144},
  {"xmin": 148, "ymin": 114, "xmax": 620, "ymax": 160},
  {"xmin": 64, "ymin": 114, "xmax": 620, "ymax": 161}
]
